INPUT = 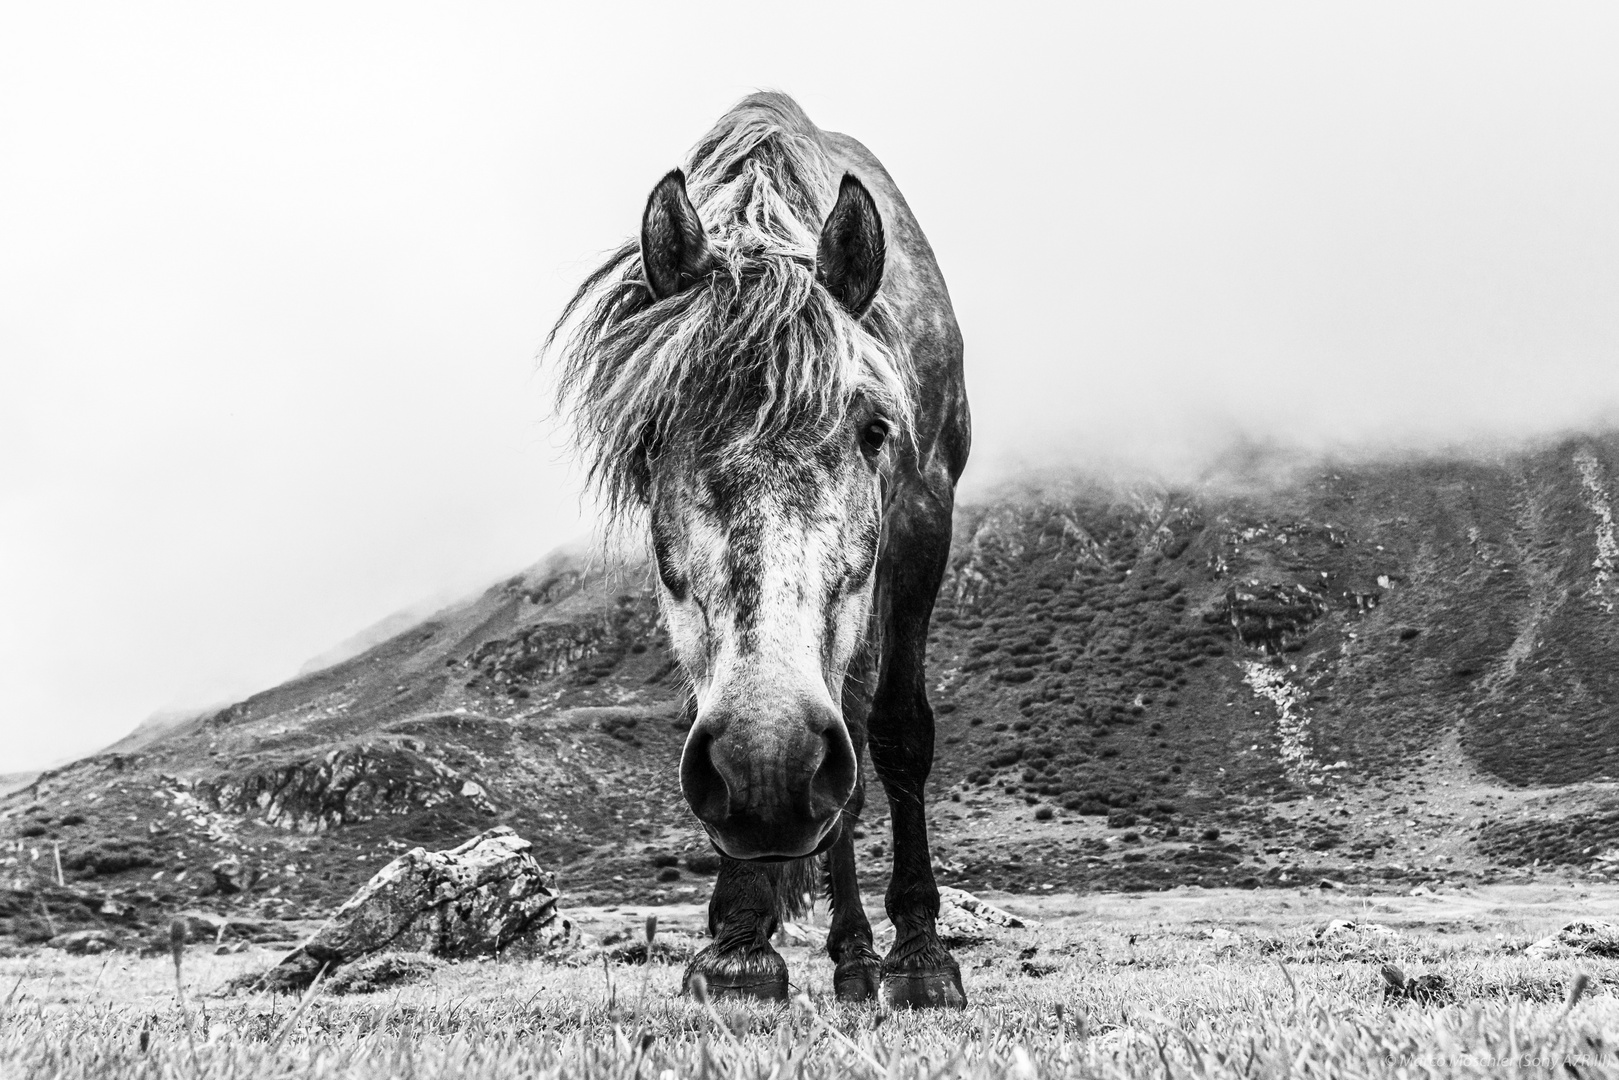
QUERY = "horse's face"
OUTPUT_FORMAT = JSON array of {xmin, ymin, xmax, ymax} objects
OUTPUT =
[
  {"xmin": 639, "ymin": 171, "xmax": 890, "ymax": 861},
  {"xmin": 649, "ymin": 411, "xmax": 889, "ymax": 860}
]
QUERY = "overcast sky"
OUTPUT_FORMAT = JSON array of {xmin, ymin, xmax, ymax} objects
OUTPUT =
[{"xmin": 4, "ymin": 3, "xmax": 1619, "ymax": 773}]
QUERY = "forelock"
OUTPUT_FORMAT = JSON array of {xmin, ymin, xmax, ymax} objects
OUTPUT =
[{"xmin": 548, "ymin": 96, "xmax": 914, "ymax": 525}]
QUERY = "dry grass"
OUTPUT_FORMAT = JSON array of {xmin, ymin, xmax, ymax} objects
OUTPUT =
[{"xmin": 3, "ymin": 886, "xmax": 1617, "ymax": 1078}]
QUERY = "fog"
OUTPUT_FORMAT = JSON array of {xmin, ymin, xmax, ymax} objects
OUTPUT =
[{"xmin": 4, "ymin": 4, "xmax": 1619, "ymax": 772}]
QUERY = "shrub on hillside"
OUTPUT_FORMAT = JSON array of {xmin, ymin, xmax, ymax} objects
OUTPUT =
[
  {"xmin": 61, "ymin": 839, "xmax": 154, "ymax": 877},
  {"xmin": 1476, "ymin": 803, "xmax": 1619, "ymax": 866},
  {"xmin": 684, "ymin": 852, "xmax": 721, "ymax": 874}
]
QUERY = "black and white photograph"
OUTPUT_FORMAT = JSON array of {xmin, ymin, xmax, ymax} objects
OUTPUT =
[{"xmin": 4, "ymin": 4, "xmax": 1619, "ymax": 1076}]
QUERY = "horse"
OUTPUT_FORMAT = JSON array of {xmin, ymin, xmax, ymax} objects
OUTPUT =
[{"xmin": 550, "ymin": 92, "xmax": 971, "ymax": 1008}]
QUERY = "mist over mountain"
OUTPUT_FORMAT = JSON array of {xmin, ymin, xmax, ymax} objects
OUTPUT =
[{"xmin": 4, "ymin": 432, "xmax": 1618, "ymax": 948}]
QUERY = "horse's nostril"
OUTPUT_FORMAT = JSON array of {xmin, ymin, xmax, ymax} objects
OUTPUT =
[
  {"xmin": 809, "ymin": 723, "xmax": 857, "ymax": 814},
  {"xmin": 679, "ymin": 727, "xmax": 731, "ymax": 825}
]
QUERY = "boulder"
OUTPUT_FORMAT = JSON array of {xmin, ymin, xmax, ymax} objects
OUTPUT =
[
  {"xmin": 938, "ymin": 886, "xmax": 1026, "ymax": 928},
  {"xmin": 1525, "ymin": 920, "xmax": 1619, "ymax": 960},
  {"xmin": 933, "ymin": 887, "xmax": 1028, "ymax": 948},
  {"xmin": 267, "ymin": 827, "xmax": 559, "ymax": 988},
  {"xmin": 936, "ymin": 902, "xmax": 991, "ymax": 948}
]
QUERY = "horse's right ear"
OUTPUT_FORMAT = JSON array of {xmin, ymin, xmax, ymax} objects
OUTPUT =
[
  {"xmin": 640, "ymin": 169, "xmax": 719, "ymax": 300},
  {"xmin": 817, "ymin": 174, "xmax": 885, "ymax": 317}
]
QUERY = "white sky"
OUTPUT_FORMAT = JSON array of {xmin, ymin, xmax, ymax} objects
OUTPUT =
[{"xmin": 4, "ymin": 3, "xmax": 1619, "ymax": 772}]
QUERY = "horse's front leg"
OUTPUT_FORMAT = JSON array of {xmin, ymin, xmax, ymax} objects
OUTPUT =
[
  {"xmin": 825, "ymin": 779, "xmax": 881, "ymax": 1000},
  {"xmin": 866, "ymin": 535, "xmax": 965, "ymax": 1009},
  {"xmin": 683, "ymin": 857, "xmax": 788, "ymax": 1001},
  {"xmin": 868, "ymin": 689, "xmax": 963, "ymax": 1008},
  {"xmin": 818, "ymin": 658, "xmax": 878, "ymax": 1001}
]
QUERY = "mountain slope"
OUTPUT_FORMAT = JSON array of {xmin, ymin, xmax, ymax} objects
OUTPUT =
[{"xmin": 4, "ymin": 436, "xmax": 1618, "ymax": 950}]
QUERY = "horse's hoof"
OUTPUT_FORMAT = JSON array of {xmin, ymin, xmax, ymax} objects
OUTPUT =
[
  {"xmin": 833, "ymin": 956, "xmax": 881, "ymax": 1002},
  {"xmin": 683, "ymin": 943, "xmax": 789, "ymax": 1002},
  {"xmin": 880, "ymin": 950, "xmax": 966, "ymax": 1009},
  {"xmin": 881, "ymin": 970, "xmax": 967, "ymax": 1009}
]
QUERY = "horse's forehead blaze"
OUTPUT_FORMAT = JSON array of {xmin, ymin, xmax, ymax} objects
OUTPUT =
[
  {"xmin": 708, "ymin": 468, "xmax": 848, "ymax": 602},
  {"xmin": 659, "ymin": 449, "xmax": 874, "ymax": 662}
]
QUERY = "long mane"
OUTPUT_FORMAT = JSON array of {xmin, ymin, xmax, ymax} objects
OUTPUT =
[{"xmin": 548, "ymin": 93, "xmax": 914, "ymax": 519}]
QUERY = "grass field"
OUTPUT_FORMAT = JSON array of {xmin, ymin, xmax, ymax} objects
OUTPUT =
[{"xmin": 3, "ymin": 885, "xmax": 1616, "ymax": 1078}]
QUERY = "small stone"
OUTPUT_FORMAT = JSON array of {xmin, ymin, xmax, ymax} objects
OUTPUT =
[
  {"xmin": 99, "ymin": 898, "xmax": 136, "ymax": 920},
  {"xmin": 49, "ymin": 930, "xmax": 119, "ymax": 955},
  {"xmin": 1382, "ymin": 964, "xmax": 1451, "ymax": 1006},
  {"xmin": 211, "ymin": 858, "xmax": 246, "ymax": 895},
  {"xmin": 773, "ymin": 921, "xmax": 825, "ymax": 948},
  {"xmin": 1318, "ymin": 919, "xmax": 1398, "ymax": 941}
]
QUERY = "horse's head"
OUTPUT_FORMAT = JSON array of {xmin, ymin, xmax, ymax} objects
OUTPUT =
[{"xmin": 617, "ymin": 169, "xmax": 897, "ymax": 861}]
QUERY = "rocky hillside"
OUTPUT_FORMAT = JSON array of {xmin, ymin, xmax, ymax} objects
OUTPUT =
[{"xmin": 4, "ymin": 435, "xmax": 1618, "ymax": 952}]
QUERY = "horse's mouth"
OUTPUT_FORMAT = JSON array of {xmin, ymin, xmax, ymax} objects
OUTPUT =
[{"xmin": 702, "ymin": 817, "xmax": 842, "ymax": 863}]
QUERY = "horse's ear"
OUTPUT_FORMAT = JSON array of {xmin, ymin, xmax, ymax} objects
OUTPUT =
[
  {"xmin": 817, "ymin": 173, "xmax": 885, "ymax": 318},
  {"xmin": 641, "ymin": 169, "xmax": 719, "ymax": 300}
]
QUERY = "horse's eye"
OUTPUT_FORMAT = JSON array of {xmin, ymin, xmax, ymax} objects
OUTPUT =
[{"xmin": 859, "ymin": 419, "xmax": 889, "ymax": 457}]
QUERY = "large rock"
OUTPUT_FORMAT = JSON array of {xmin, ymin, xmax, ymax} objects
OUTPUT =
[
  {"xmin": 935, "ymin": 887, "xmax": 1028, "ymax": 948},
  {"xmin": 938, "ymin": 886, "xmax": 1026, "ymax": 928},
  {"xmin": 1525, "ymin": 920, "xmax": 1619, "ymax": 960},
  {"xmin": 268, "ymin": 827, "xmax": 559, "ymax": 987}
]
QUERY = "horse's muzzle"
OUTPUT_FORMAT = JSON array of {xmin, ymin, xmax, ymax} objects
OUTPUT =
[{"xmin": 679, "ymin": 700, "xmax": 856, "ymax": 860}]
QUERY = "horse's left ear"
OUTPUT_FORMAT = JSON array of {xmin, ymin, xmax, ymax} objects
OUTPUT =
[{"xmin": 817, "ymin": 174, "xmax": 885, "ymax": 317}]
